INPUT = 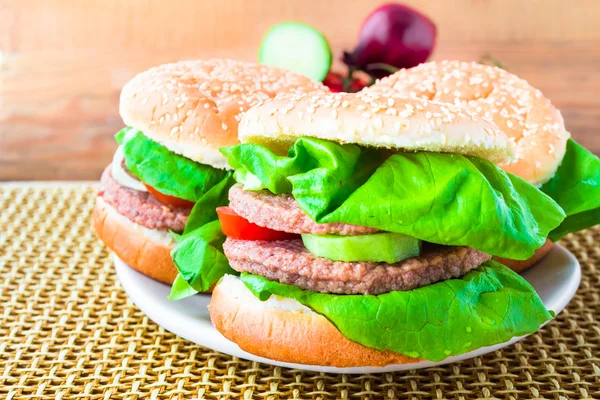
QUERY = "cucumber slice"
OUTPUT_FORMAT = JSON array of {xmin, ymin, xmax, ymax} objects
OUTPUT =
[
  {"xmin": 259, "ymin": 21, "xmax": 332, "ymax": 82},
  {"xmin": 301, "ymin": 232, "xmax": 421, "ymax": 264}
]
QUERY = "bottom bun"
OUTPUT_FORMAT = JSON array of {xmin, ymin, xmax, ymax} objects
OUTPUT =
[
  {"xmin": 209, "ymin": 275, "xmax": 420, "ymax": 367},
  {"xmin": 493, "ymin": 239, "xmax": 554, "ymax": 273},
  {"xmin": 93, "ymin": 196, "xmax": 178, "ymax": 284}
]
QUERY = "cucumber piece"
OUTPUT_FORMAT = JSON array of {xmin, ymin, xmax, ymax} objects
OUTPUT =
[
  {"xmin": 259, "ymin": 21, "xmax": 332, "ymax": 82},
  {"xmin": 301, "ymin": 232, "xmax": 421, "ymax": 264}
]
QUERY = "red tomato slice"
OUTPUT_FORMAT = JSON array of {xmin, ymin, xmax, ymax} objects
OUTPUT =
[
  {"xmin": 144, "ymin": 184, "xmax": 195, "ymax": 209},
  {"xmin": 216, "ymin": 206, "xmax": 299, "ymax": 241}
]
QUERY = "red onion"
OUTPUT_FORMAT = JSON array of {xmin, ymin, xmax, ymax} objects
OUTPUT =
[{"xmin": 344, "ymin": 3, "xmax": 437, "ymax": 78}]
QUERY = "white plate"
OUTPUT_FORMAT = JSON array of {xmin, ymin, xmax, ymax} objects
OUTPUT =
[{"xmin": 115, "ymin": 244, "xmax": 581, "ymax": 374}]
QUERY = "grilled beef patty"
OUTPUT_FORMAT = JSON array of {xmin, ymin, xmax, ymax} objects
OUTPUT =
[
  {"xmin": 99, "ymin": 165, "xmax": 190, "ymax": 232},
  {"xmin": 228, "ymin": 184, "xmax": 379, "ymax": 236},
  {"xmin": 224, "ymin": 238, "xmax": 491, "ymax": 295}
]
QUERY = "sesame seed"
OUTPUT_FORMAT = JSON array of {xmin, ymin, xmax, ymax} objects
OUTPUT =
[{"xmin": 399, "ymin": 110, "xmax": 411, "ymax": 118}]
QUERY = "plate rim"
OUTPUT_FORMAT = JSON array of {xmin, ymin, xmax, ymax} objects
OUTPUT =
[{"xmin": 115, "ymin": 244, "xmax": 581, "ymax": 374}]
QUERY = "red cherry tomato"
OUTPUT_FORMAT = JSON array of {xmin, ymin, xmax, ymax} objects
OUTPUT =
[
  {"xmin": 322, "ymin": 72, "xmax": 344, "ymax": 92},
  {"xmin": 323, "ymin": 71, "xmax": 369, "ymax": 93},
  {"xmin": 349, "ymin": 78, "xmax": 368, "ymax": 92},
  {"xmin": 144, "ymin": 184, "xmax": 195, "ymax": 209},
  {"xmin": 216, "ymin": 206, "xmax": 299, "ymax": 241}
]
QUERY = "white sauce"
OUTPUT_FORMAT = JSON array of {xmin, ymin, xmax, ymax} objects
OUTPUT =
[
  {"xmin": 111, "ymin": 146, "xmax": 148, "ymax": 192},
  {"xmin": 220, "ymin": 274, "xmax": 315, "ymax": 314}
]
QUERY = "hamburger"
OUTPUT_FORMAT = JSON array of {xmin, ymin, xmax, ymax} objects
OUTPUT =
[
  {"xmin": 367, "ymin": 60, "xmax": 600, "ymax": 271},
  {"xmin": 93, "ymin": 59, "xmax": 325, "ymax": 287},
  {"xmin": 204, "ymin": 91, "xmax": 566, "ymax": 367}
]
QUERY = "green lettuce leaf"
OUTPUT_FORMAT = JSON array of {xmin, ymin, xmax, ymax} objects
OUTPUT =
[
  {"xmin": 168, "ymin": 220, "xmax": 236, "ymax": 299},
  {"xmin": 222, "ymin": 138, "xmax": 564, "ymax": 259},
  {"xmin": 121, "ymin": 129, "xmax": 229, "ymax": 202},
  {"xmin": 541, "ymin": 139, "xmax": 600, "ymax": 241},
  {"xmin": 241, "ymin": 261, "xmax": 554, "ymax": 361},
  {"xmin": 183, "ymin": 173, "xmax": 236, "ymax": 235},
  {"xmin": 224, "ymin": 140, "xmax": 384, "ymax": 203},
  {"xmin": 114, "ymin": 127, "xmax": 132, "ymax": 145},
  {"xmin": 168, "ymin": 274, "xmax": 200, "ymax": 301},
  {"xmin": 169, "ymin": 172, "xmax": 236, "ymax": 299}
]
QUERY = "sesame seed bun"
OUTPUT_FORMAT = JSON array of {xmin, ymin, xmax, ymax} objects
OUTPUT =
[
  {"xmin": 368, "ymin": 61, "xmax": 569, "ymax": 185},
  {"xmin": 209, "ymin": 275, "xmax": 420, "ymax": 367},
  {"xmin": 93, "ymin": 196, "xmax": 178, "ymax": 285},
  {"xmin": 120, "ymin": 59, "xmax": 326, "ymax": 169},
  {"xmin": 494, "ymin": 239, "xmax": 554, "ymax": 273},
  {"xmin": 239, "ymin": 92, "xmax": 515, "ymax": 164}
]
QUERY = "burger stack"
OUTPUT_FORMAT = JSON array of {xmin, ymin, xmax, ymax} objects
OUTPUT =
[
  {"xmin": 95, "ymin": 59, "xmax": 600, "ymax": 368},
  {"xmin": 93, "ymin": 59, "xmax": 325, "ymax": 287}
]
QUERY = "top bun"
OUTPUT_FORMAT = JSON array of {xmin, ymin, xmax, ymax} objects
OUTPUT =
[
  {"xmin": 239, "ymin": 91, "xmax": 515, "ymax": 163},
  {"xmin": 368, "ymin": 60, "xmax": 569, "ymax": 185},
  {"xmin": 120, "ymin": 59, "xmax": 326, "ymax": 169}
]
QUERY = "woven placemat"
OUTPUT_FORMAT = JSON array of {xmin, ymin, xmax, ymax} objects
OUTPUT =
[{"xmin": 0, "ymin": 184, "xmax": 599, "ymax": 400}]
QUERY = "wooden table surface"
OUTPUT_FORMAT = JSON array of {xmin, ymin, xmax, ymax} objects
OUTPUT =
[{"xmin": 2, "ymin": 1, "xmax": 599, "ymax": 181}]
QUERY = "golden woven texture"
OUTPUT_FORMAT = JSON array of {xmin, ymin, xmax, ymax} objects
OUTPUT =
[{"xmin": 0, "ymin": 184, "xmax": 599, "ymax": 400}]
